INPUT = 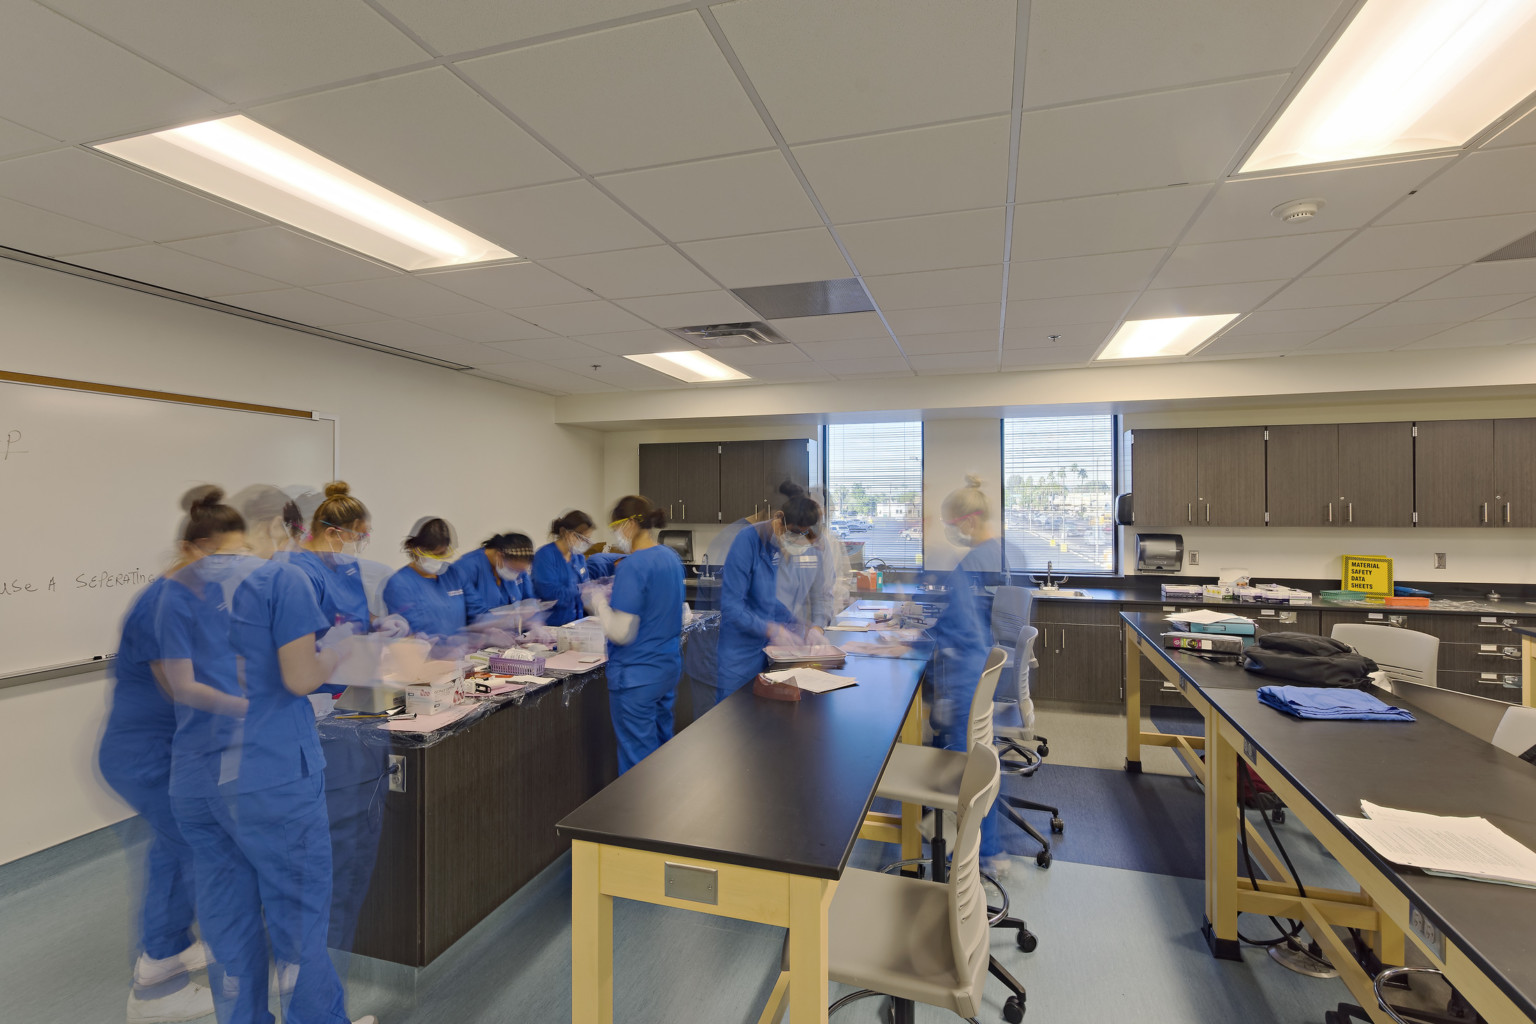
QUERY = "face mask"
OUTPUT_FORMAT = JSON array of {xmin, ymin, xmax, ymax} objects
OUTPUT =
[
  {"xmin": 781, "ymin": 533, "xmax": 813, "ymax": 556},
  {"xmin": 945, "ymin": 524, "xmax": 975, "ymax": 548},
  {"xmin": 497, "ymin": 565, "xmax": 525, "ymax": 582},
  {"xmin": 414, "ymin": 554, "xmax": 449, "ymax": 577},
  {"xmin": 608, "ymin": 526, "xmax": 633, "ymax": 554},
  {"xmin": 568, "ymin": 535, "xmax": 592, "ymax": 555}
]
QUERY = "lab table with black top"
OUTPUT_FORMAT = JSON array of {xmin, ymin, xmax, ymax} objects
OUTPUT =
[
  {"xmin": 1122, "ymin": 611, "xmax": 1536, "ymax": 1024},
  {"xmin": 557, "ymin": 653, "xmax": 927, "ymax": 1024}
]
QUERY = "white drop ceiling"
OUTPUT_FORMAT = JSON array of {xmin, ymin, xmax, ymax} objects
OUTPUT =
[{"xmin": 2, "ymin": 0, "xmax": 1536, "ymax": 395}]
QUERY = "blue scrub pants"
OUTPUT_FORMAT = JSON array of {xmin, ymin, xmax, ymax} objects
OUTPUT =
[
  {"xmin": 99, "ymin": 758, "xmax": 198, "ymax": 961},
  {"xmin": 608, "ymin": 663, "xmax": 679, "ymax": 774},
  {"xmin": 931, "ymin": 654, "xmax": 1003, "ymax": 861},
  {"xmin": 319, "ymin": 730, "xmax": 389, "ymax": 953},
  {"xmin": 173, "ymin": 774, "xmax": 347, "ymax": 1024}
]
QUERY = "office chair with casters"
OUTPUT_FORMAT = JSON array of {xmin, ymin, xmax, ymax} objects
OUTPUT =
[
  {"xmin": 1330, "ymin": 623, "xmax": 1439, "ymax": 688},
  {"xmin": 812, "ymin": 745, "xmax": 1025, "ymax": 1024},
  {"xmin": 992, "ymin": 625, "xmax": 1063, "ymax": 866},
  {"xmin": 991, "ymin": 589, "xmax": 1047, "ymax": 758}
]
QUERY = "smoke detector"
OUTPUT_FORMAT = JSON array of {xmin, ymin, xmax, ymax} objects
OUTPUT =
[{"xmin": 1271, "ymin": 199, "xmax": 1324, "ymax": 224}]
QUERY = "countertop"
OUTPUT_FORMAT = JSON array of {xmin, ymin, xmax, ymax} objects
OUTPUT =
[{"xmin": 1031, "ymin": 585, "xmax": 1536, "ymax": 617}]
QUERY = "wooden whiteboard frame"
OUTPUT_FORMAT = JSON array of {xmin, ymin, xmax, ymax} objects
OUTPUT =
[{"xmin": 0, "ymin": 370, "xmax": 335, "ymax": 689}]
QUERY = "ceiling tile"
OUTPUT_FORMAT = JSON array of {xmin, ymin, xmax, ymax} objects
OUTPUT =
[
  {"xmin": 709, "ymin": 343, "xmax": 812, "ymax": 366},
  {"xmin": 898, "ymin": 330, "xmax": 998, "ymax": 356},
  {"xmin": 884, "ymin": 303, "xmax": 1000, "ymax": 336},
  {"xmin": 678, "ymin": 227, "xmax": 850, "ymax": 287},
  {"xmin": 1403, "ymin": 319, "xmax": 1536, "ymax": 348},
  {"xmin": 373, "ymin": 0, "xmax": 675, "ymax": 53},
  {"xmin": 793, "ymin": 116, "xmax": 1010, "ymax": 223},
  {"xmin": 209, "ymin": 287, "xmax": 385, "ymax": 327},
  {"xmin": 770, "ymin": 311, "xmax": 888, "ymax": 343},
  {"xmin": 474, "ymin": 361, "xmax": 622, "ymax": 394},
  {"xmin": 1378, "ymin": 146, "xmax": 1536, "ymax": 225},
  {"xmin": 1349, "ymin": 295, "xmax": 1526, "ymax": 329},
  {"xmin": 614, "ymin": 289, "xmax": 757, "ymax": 327},
  {"xmin": 411, "ymin": 309, "xmax": 551, "ymax": 343},
  {"xmin": 419, "ymin": 260, "xmax": 594, "ymax": 308},
  {"xmin": 814, "ymin": 356, "xmax": 914, "ymax": 378},
  {"xmin": 331, "ymin": 319, "xmax": 477, "ymax": 351},
  {"xmin": 1407, "ymin": 263, "xmax": 1536, "ymax": 302},
  {"xmin": 543, "ymin": 361, "xmax": 688, "ymax": 391},
  {"xmin": 1000, "ymin": 345, "xmax": 1094, "ymax": 369},
  {"xmin": 598, "ymin": 150, "xmax": 821, "ymax": 242},
  {"xmin": 539, "ymin": 246, "xmax": 717, "ymax": 299},
  {"xmin": 0, "ymin": 117, "xmax": 54, "ymax": 159},
  {"xmin": 714, "ymin": 0, "xmax": 1016, "ymax": 143},
  {"xmin": 1239, "ymin": 303, "xmax": 1381, "ymax": 333},
  {"xmin": 40, "ymin": 0, "xmax": 428, "ymax": 103},
  {"xmin": 392, "ymin": 339, "xmax": 518, "ymax": 366},
  {"xmin": 1021, "ymin": 0, "xmax": 1341, "ymax": 107},
  {"xmin": 510, "ymin": 299, "xmax": 651, "ymax": 336},
  {"xmin": 1006, "ymin": 250, "xmax": 1164, "ymax": 301},
  {"xmin": 313, "ymin": 276, "xmax": 487, "ymax": 318},
  {"xmin": 1480, "ymin": 296, "xmax": 1536, "ymax": 321},
  {"xmin": 909, "ymin": 350, "xmax": 1000, "ymax": 373},
  {"xmin": 863, "ymin": 265, "xmax": 1004, "ymax": 311},
  {"xmin": 1016, "ymin": 77, "xmax": 1285, "ymax": 203},
  {"xmin": 1006, "ymin": 292, "xmax": 1137, "ymax": 326},
  {"xmin": 1311, "ymin": 215, "xmax": 1536, "ymax": 275},
  {"xmin": 1192, "ymin": 330, "xmax": 1326, "ymax": 357},
  {"xmin": 249, "ymin": 68, "xmax": 572, "ymax": 203},
  {"xmin": 1488, "ymin": 107, "xmax": 1536, "ymax": 149},
  {"xmin": 430, "ymin": 179, "xmax": 660, "ymax": 259},
  {"xmin": 458, "ymin": 13, "xmax": 772, "ymax": 173},
  {"xmin": 464, "ymin": 368, "xmax": 563, "ymax": 396},
  {"xmin": 838, "ymin": 207, "xmax": 1004, "ymax": 276},
  {"xmin": 1151, "ymin": 231, "xmax": 1351, "ymax": 288},
  {"xmin": 1128, "ymin": 281, "xmax": 1285, "ymax": 319},
  {"xmin": 0, "ymin": 0, "xmax": 222, "ymax": 141},
  {"xmin": 1001, "ymin": 321, "xmax": 1112, "ymax": 350},
  {"xmin": 0, "ymin": 194, "xmax": 139, "ymax": 255},
  {"xmin": 796, "ymin": 337, "xmax": 902, "ymax": 361},
  {"xmin": 1181, "ymin": 157, "xmax": 1450, "ymax": 244},
  {"xmin": 1262, "ymin": 267, "xmax": 1454, "ymax": 309},
  {"xmin": 0, "ymin": 148, "xmax": 263, "ymax": 240},
  {"xmin": 167, "ymin": 227, "xmax": 396, "ymax": 287},
  {"xmin": 1302, "ymin": 323, "xmax": 1455, "ymax": 353},
  {"xmin": 568, "ymin": 329, "xmax": 682, "ymax": 356},
  {"xmin": 482, "ymin": 337, "xmax": 612, "ymax": 362},
  {"xmin": 67, "ymin": 244, "xmax": 284, "ymax": 295},
  {"xmin": 732, "ymin": 361, "xmax": 836, "ymax": 383},
  {"xmin": 1010, "ymin": 186, "xmax": 1208, "ymax": 262}
]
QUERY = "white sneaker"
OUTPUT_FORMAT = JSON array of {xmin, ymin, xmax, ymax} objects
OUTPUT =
[
  {"xmin": 127, "ymin": 981, "xmax": 215, "ymax": 1023},
  {"xmin": 983, "ymin": 853, "xmax": 1012, "ymax": 879},
  {"xmin": 133, "ymin": 941, "xmax": 212, "ymax": 988},
  {"xmin": 352, "ymin": 1016, "xmax": 379, "ymax": 1024}
]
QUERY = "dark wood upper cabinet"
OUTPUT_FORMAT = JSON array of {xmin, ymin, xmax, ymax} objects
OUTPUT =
[
  {"xmin": 1415, "ymin": 420, "xmax": 1495, "ymax": 528},
  {"xmin": 1266, "ymin": 424, "xmax": 1339, "ymax": 527},
  {"xmin": 761, "ymin": 438, "xmax": 812, "ymax": 513},
  {"xmin": 1337, "ymin": 422, "xmax": 1415, "ymax": 528},
  {"xmin": 1494, "ymin": 418, "xmax": 1536, "ymax": 527},
  {"xmin": 673, "ymin": 442, "xmax": 721, "ymax": 525},
  {"xmin": 718, "ymin": 440, "xmax": 765, "ymax": 523},
  {"xmin": 1129, "ymin": 428, "xmax": 1197, "ymax": 526},
  {"xmin": 637, "ymin": 444, "xmax": 676, "ymax": 517},
  {"xmin": 1195, "ymin": 427, "xmax": 1266, "ymax": 527}
]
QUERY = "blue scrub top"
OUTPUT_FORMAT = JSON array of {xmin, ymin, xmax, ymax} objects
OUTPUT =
[
  {"xmin": 927, "ymin": 558, "xmax": 990, "ymax": 728},
  {"xmin": 383, "ymin": 565, "xmax": 468, "ymax": 638},
  {"xmin": 716, "ymin": 523, "xmax": 802, "ymax": 695},
  {"xmin": 607, "ymin": 545, "xmax": 684, "ymax": 680},
  {"xmin": 585, "ymin": 552, "xmax": 622, "ymax": 579},
  {"xmin": 277, "ymin": 549, "xmax": 371, "ymax": 628},
  {"xmin": 449, "ymin": 549, "xmax": 518, "ymax": 621},
  {"xmin": 532, "ymin": 542, "xmax": 588, "ymax": 626},
  {"xmin": 159, "ymin": 555, "xmax": 329, "ymax": 797},
  {"xmin": 101, "ymin": 577, "xmax": 177, "ymax": 774}
]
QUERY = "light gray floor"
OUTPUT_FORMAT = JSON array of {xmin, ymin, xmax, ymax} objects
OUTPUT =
[{"xmin": 1, "ymin": 707, "xmax": 1361, "ymax": 1024}]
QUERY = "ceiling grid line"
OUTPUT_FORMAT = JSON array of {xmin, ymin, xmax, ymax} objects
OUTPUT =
[{"xmin": 993, "ymin": 0, "xmax": 1032, "ymax": 370}]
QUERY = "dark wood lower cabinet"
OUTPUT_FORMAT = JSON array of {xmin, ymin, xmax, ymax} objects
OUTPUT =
[{"xmin": 1035, "ymin": 619, "xmax": 1123, "ymax": 704}]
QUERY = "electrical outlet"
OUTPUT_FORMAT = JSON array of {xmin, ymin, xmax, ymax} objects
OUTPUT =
[
  {"xmin": 1434, "ymin": 553, "xmax": 1447, "ymax": 569},
  {"xmin": 388, "ymin": 754, "xmax": 406, "ymax": 793},
  {"xmin": 1189, "ymin": 550, "xmax": 1199, "ymax": 565}
]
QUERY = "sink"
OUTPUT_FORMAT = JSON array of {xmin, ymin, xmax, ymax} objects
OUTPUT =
[{"xmin": 1030, "ymin": 589, "xmax": 1089, "ymax": 598}]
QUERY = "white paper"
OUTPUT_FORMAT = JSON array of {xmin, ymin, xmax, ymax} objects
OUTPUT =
[
  {"xmin": 1341, "ymin": 801, "xmax": 1536, "ymax": 888},
  {"xmin": 1165, "ymin": 609, "xmax": 1250, "ymax": 625},
  {"xmin": 762, "ymin": 668, "xmax": 857, "ymax": 693},
  {"xmin": 1492, "ymin": 707, "xmax": 1536, "ymax": 761}
]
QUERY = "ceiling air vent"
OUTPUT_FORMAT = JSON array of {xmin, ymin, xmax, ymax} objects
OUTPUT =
[
  {"xmin": 1479, "ymin": 227, "xmax": 1536, "ymax": 263},
  {"xmin": 731, "ymin": 278, "xmax": 875, "ymax": 319},
  {"xmin": 666, "ymin": 321, "xmax": 787, "ymax": 350}
]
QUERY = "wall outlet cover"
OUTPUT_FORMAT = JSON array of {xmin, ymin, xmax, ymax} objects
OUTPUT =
[
  {"xmin": 1435, "ymin": 553, "xmax": 1447, "ymax": 569},
  {"xmin": 1189, "ymin": 551, "xmax": 1200, "ymax": 565}
]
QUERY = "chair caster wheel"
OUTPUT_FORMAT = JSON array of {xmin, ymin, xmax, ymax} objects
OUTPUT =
[
  {"xmin": 1036, "ymin": 743, "xmax": 1049, "ymax": 757},
  {"xmin": 1271, "ymin": 808, "xmax": 1286, "ymax": 824},
  {"xmin": 1004, "ymin": 995, "xmax": 1025, "ymax": 1022},
  {"xmin": 1017, "ymin": 929, "xmax": 1038, "ymax": 952},
  {"xmin": 1324, "ymin": 1012, "xmax": 1341, "ymax": 1024},
  {"xmin": 1035, "ymin": 849, "xmax": 1052, "ymax": 868},
  {"xmin": 1050, "ymin": 817, "xmax": 1065, "ymax": 834}
]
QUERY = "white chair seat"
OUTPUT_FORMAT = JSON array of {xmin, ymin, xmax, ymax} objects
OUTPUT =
[
  {"xmin": 828, "ymin": 868, "xmax": 980, "ymax": 1014},
  {"xmin": 875, "ymin": 744, "xmax": 966, "ymax": 810}
]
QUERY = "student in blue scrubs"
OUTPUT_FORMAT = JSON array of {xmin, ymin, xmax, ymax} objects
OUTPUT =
[
  {"xmin": 532, "ymin": 510, "xmax": 595, "ymax": 627},
  {"xmin": 448, "ymin": 532, "xmax": 534, "ymax": 621},
  {"xmin": 159, "ymin": 486, "xmax": 375, "ymax": 1024},
  {"xmin": 715, "ymin": 489, "xmax": 830, "ymax": 700},
  {"xmin": 274, "ymin": 481, "xmax": 375, "ymax": 630},
  {"xmin": 383, "ymin": 517, "xmax": 468, "ymax": 641},
  {"xmin": 584, "ymin": 496, "xmax": 684, "ymax": 773},
  {"xmin": 100, "ymin": 552, "xmax": 216, "ymax": 1024}
]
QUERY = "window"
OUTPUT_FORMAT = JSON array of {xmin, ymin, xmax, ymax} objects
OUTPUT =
[
  {"xmin": 1002, "ymin": 416, "xmax": 1117, "ymax": 574},
  {"xmin": 824, "ymin": 421, "xmax": 923, "ymax": 568}
]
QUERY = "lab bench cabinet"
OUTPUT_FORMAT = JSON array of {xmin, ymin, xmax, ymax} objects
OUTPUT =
[
  {"xmin": 638, "ymin": 438, "xmax": 809, "ymax": 525},
  {"xmin": 1415, "ymin": 418, "xmax": 1536, "ymax": 528},
  {"xmin": 1317, "ymin": 608, "xmax": 1534, "ymax": 703},
  {"xmin": 1032, "ymin": 601, "xmax": 1123, "ymax": 705},
  {"xmin": 1129, "ymin": 427, "xmax": 1265, "ymax": 527},
  {"xmin": 1266, "ymin": 422, "xmax": 1414, "ymax": 527}
]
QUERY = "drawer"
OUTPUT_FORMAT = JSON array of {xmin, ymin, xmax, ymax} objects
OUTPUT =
[
  {"xmin": 1435, "ymin": 669, "xmax": 1522, "ymax": 702},
  {"xmin": 1416, "ymin": 612, "xmax": 1536, "ymax": 645},
  {"xmin": 1033, "ymin": 600, "xmax": 1121, "ymax": 626},
  {"xmin": 1438, "ymin": 640, "xmax": 1522, "ymax": 673}
]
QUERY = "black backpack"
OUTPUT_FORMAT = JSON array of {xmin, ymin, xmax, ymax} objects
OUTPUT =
[{"xmin": 1240, "ymin": 632, "xmax": 1379, "ymax": 689}]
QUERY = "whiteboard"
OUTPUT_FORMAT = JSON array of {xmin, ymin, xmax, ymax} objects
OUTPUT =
[{"xmin": 0, "ymin": 378, "xmax": 334, "ymax": 680}]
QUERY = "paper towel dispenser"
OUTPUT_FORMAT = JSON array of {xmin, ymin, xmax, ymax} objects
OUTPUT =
[{"xmin": 1136, "ymin": 533, "xmax": 1183, "ymax": 573}]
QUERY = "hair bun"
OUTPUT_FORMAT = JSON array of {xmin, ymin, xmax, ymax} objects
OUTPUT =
[
  {"xmin": 963, "ymin": 474, "xmax": 985, "ymax": 489},
  {"xmin": 778, "ymin": 480, "xmax": 807, "ymax": 499},
  {"xmin": 324, "ymin": 480, "xmax": 351, "ymax": 498},
  {"xmin": 181, "ymin": 484, "xmax": 225, "ymax": 511}
]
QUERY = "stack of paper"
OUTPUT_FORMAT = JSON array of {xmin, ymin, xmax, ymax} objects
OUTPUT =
[
  {"xmin": 1341, "ymin": 801, "xmax": 1536, "ymax": 888},
  {"xmin": 761, "ymin": 668, "xmax": 857, "ymax": 694},
  {"xmin": 1165, "ymin": 609, "xmax": 1249, "ymax": 625}
]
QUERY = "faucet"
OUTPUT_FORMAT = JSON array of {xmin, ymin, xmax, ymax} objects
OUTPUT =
[{"xmin": 1034, "ymin": 561, "xmax": 1065, "ymax": 592}]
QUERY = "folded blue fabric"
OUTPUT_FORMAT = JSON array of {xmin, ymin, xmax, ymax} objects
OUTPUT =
[{"xmin": 1257, "ymin": 685, "xmax": 1415, "ymax": 722}]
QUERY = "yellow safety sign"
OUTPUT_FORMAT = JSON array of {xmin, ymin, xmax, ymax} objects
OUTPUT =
[{"xmin": 1342, "ymin": 554, "xmax": 1394, "ymax": 596}]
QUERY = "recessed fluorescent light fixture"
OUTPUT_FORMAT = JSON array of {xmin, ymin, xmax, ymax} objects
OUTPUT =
[
  {"xmin": 92, "ymin": 115, "xmax": 514, "ymax": 271},
  {"xmin": 1095, "ymin": 315, "xmax": 1239, "ymax": 362},
  {"xmin": 625, "ymin": 350, "xmax": 752, "ymax": 383},
  {"xmin": 1243, "ymin": 0, "xmax": 1536, "ymax": 172}
]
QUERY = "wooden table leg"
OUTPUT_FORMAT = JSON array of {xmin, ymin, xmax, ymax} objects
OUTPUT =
[
  {"xmin": 1203, "ymin": 718, "xmax": 1241, "ymax": 960},
  {"xmin": 1524, "ymin": 636, "xmax": 1535, "ymax": 708},
  {"xmin": 787, "ymin": 875, "xmax": 835, "ymax": 1024},
  {"xmin": 1125, "ymin": 628, "xmax": 1143, "ymax": 772},
  {"xmin": 571, "ymin": 840, "xmax": 613, "ymax": 1024},
  {"xmin": 900, "ymin": 689, "xmax": 922, "ymax": 862}
]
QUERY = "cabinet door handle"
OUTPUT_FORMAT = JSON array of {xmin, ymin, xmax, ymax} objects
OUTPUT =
[
  {"xmin": 1506, "ymin": 502, "xmax": 1512, "ymax": 524},
  {"xmin": 1187, "ymin": 502, "xmax": 1192, "ymax": 523},
  {"xmin": 670, "ymin": 504, "xmax": 675, "ymax": 519},
  {"xmin": 1482, "ymin": 502, "xmax": 1489, "ymax": 524},
  {"xmin": 1059, "ymin": 628, "xmax": 1066, "ymax": 651},
  {"xmin": 1327, "ymin": 501, "xmax": 1333, "ymax": 523},
  {"xmin": 1347, "ymin": 502, "xmax": 1353, "ymax": 523},
  {"xmin": 1205, "ymin": 503, "xmax": 1210, "ymax": 523},
  {"xmin": 1042, "ymin": 627, "xmax": 1048, "ymax": 647},
  {"xmin": 681, "ymin": 502, "xmax": 686, "ymax": 520}
]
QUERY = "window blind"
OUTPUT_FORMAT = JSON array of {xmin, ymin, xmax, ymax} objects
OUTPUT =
[
  {"xmin": 1002, "ymin": 415, "xmax": 1117, "ymax": 574},
  {"xmin": 824, "ymin": 421, "xmax": 924, "ymax": 568}
]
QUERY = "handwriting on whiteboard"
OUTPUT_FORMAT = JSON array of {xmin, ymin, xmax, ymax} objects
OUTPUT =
[
  {"xmin": 3, "ymin": 430, "xmax": 25, "ymax": 461},
  {"xmin": 0, "ymin": 568, "xmax": 155, "ymax": 597}
]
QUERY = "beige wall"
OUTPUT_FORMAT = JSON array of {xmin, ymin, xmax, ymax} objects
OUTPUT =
[{"xmin": 922, "ymin": 419, "xmax": 1003, "ymax": 572}]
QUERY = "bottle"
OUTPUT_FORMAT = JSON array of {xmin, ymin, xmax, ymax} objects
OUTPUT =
[{"xmin": 875, "ymin": 568, "xmax": 884, "ymax": 589}]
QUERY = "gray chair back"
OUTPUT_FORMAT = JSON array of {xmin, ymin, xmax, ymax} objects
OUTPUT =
[
  {"xmin": 949, "ymin": 743, "xmax": 1002, "ymax": 1019},
  {"xmin": 965, "ymin": 647, "xmax": 1009, "ymax": 752},
  {"xmin": 991, "ymin": 586, "xmax": 1031, "ymax": 648}
]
